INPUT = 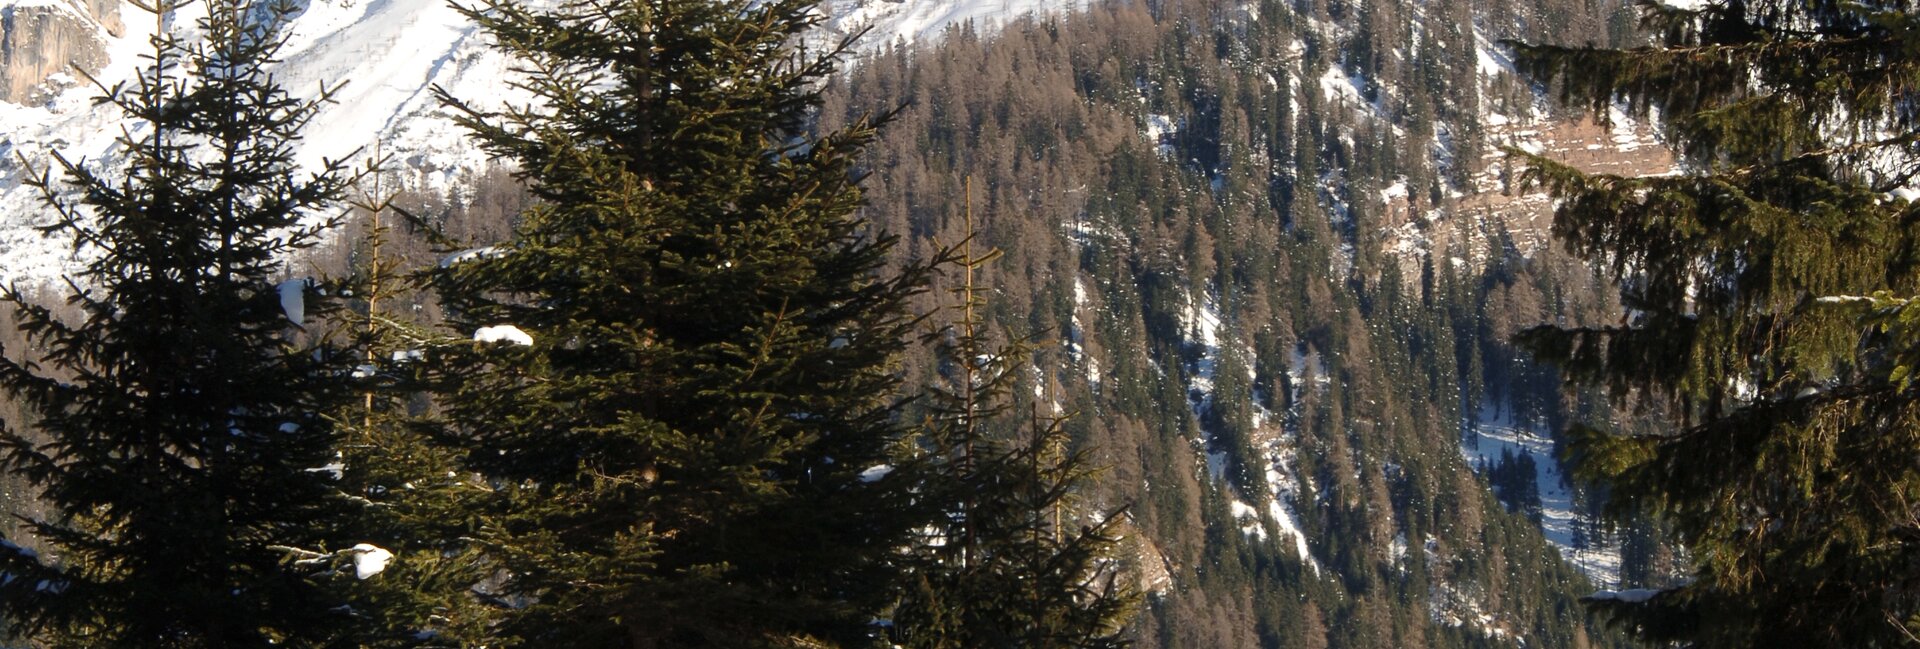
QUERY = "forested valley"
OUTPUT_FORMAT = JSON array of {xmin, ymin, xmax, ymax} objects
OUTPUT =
[{"xmin": 0, "ymin": 0, "xmax": 1911, "ymax": 646}]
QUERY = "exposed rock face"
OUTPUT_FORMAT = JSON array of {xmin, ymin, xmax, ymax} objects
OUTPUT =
[
  {"xmin": 0, "ymin": 0, "xmax": 123, "ymax": 104},
  {"xmin": 1375, "ymin": 116, "xmax": 1676, "ymax": 291}
]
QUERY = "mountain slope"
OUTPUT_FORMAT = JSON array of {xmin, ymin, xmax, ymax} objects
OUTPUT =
[
  {"xmin": 0, "ymin": 0, "xmax": 1082, "ymax": 281},
  {"xmin": 0, "ymin": 0, "xmax": 1680, "ymax": 646},
  {"xmin": 815, "ymin": 0, "xmax": 1662, "ymax": 644}
]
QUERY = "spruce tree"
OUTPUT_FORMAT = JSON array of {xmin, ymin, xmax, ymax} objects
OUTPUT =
[
  {"xmin": 887, "ymin": 194, "xmax": 1137, "ymax": 649},
  {"xmin": 330, "ymin": 176, "xmax": 494, "ymax": 647},
  {"xmin": 0, "ymin": 1, "xmax": 369, "ymax": 645},
  {"xmin": 1506, "ymin": 0, "xmax": 1920, "ymax": 645},
  {"xmin": 430, "ymin": 1, "xmax": 937, "ymax": 646}
]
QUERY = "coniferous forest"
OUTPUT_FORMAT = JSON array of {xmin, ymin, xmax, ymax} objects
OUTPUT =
[{"xmin": 0, "ymin": 0, "xmax": 1911, "ymax": 647}]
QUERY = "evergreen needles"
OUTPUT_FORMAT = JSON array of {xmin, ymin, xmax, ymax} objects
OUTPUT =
[
  {"xmin": 0, "ymin": 1, "xmax": 1144, "ymax": 646},
  {"xmin": 1508, "ymin": 0, "xmax": 1920, "ymax": 645},
  {"xmin": 428, "ymin": 0, "xmax": 945, "ymax": 645},
  {"xmin": 887, "ymin": 182, "xmax": 1137, "ymax": 648},
  {"xmin": 0, "ymin": 1, "xmax": 369, "ymax": 645}
]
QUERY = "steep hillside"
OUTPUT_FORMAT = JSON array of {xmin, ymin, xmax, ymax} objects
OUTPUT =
[
  {"xmin": 0, "ymin": 0, "xmax": 1685, "ymax": 646},
  {"xmin": 816, "ymin": 0, "xmax": 1670, "ymax": 645}
]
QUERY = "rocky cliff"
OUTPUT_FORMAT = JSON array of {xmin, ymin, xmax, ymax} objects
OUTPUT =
[{"xmin": 0, "ymin": 0, "xmax": 121, "ymax": 103}]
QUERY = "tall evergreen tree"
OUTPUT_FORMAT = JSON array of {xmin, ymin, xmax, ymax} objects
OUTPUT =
[
  {"xmin": 887, "ymin": 199, "xmax": 1137, "ymax": 649},
  {"xmin": 1506, "ymin": 0, "xmax": 1920, "ymax": 645},
  {"xmin": 430, "ymin": 1, "xmax": 938, "ymax": 646},
  {"xmin": 0, "ymin": 1, "xmax": 369, "ymax": 645}
]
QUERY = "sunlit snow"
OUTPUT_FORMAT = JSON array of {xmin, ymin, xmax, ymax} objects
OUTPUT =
[
  {"xmin": 277, "ymin": 278, "xmax": 307, "ymax": 326},
  {"xmin": 1463, "ymin": 403, "xmax": 1621, "ymax": 584},
  {"xmin": 473, "ymin": 325, "xmax": 533, "ymax": 346},
  {"xmin": 351, "ymin": 543, "xmax": 393, "ymax": 579}
]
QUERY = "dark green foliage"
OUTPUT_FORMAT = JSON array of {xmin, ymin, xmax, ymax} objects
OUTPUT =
[
  {"xmin": 429, "ymin": 1, "xmax": 937, "ymax": 646},
  {"xmin": 889, "ymin": 228, "xmax": 1137, "ymax": 648},
  {"xmin": 331, "ymin": 189, "xmax": 495, "ymax": 647},
  {"xmin": 1487, "ymin": 448, "xmax": 1544, "ymax": 525},
  {"xmin": 0, "ymin": 1, "xmax": 367, "ymax": 646},
  {"xmin": 1508, "ymin": 0, "xmax": 1920, "ymax": 644}
]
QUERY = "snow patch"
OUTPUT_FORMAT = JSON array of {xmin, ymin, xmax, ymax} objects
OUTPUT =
[
  {"xmin": 1464, "ymin": 402, "xmax": 1621, "ymax": 584},
  {"xmin": 815, "ymin": 0, "xmax": 1088, "ymax": 52},
  {"xmin": 351, "ymin": 543, "xmax": 393, "ymax": 579},
  {"xmin": 439, "ymin": 246, "xmax": 505, "ymax": 268},
  {"xmin": 473, "ymin": 325, "xmax": 533, "ymax": 346},
  {"xmin": 277, "ymin": 278, "xmax": 307, "ymax": 326},
  {"xmin": 1144, "ymin": 113, "xmax": 1177, "ymax": 158},
  {"xmin": 1229, "ymin": 499, "xmax": 1267, "ymax": 540},
  {"xmin": 1588, "ymin": 588, "xmax": 1663, "ymax": 603}
]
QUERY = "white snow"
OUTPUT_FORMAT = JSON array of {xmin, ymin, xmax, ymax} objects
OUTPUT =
[
  {"xmin": 350, "ymin": 543, "xmax": 393, "ymax": 579},
  {"xmin": 473, "ymin": 325, "xmax": 533, "ymax": 346},
  {"xmin": 1265, "ymin": 492, "xmax": 1318, "ymax": 574},
  {"xmin": 1286, "ymin": 343, "xmax": 1331, "ymax": 395},
  {"xmin": 858, "ymin": 464, "xmax": 894, "ymax": 483},
  {"xmin": 815, "ymin": 0, "xmax": 1087, "ymax": 52},
  {"xmin": 1229, "ymin": 499, "xmax": 1268, "ymax": 540},
  {"xmin": 1066, "ymin": 277, "xmax": 1089, "ymax": 364},
  {"xmin": 1318, "ymin": 66, "xmax": 1368, "ymax": 107},
  {"xmin": 438, "ymin": 246, "xmax": 506, "ymax": 268},
  {"xmin": 1588, "ymin": 588, "xmax": 1662, "ymax": 603},
  {"xmin": 277, "ymin": 278, "xmax": 307, "ymax": 326},
  {"xmin": 1143, "ymin": 113, "xmax": 1178, "ymax": 158},
  {"xmin": 1380, "ymin": 178, "xmax": 1409, "ymax": 203},
  {"xmin": 1430, "ymin": 574, "xmax": 1518, "ymax": 642},
  {"xmin": 1464, "ymin": 402, "xmax": 1621, "ymax": 584},
  {"xmin": 305, "ymin": 461, "xmax": 344, "ymax": 479},
  {"xmin": 1475, "ymin": 31, "xmax": 1519, "ymax": 79},
  {"xmin": 1178, "ymin": 289, "xmax": 1225, "ymax": 480}
]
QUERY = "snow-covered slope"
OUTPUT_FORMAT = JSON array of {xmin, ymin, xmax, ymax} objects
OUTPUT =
[
  {"xmin": 0, "ymin": 0, "xmax": 507, "ymax": 280},
  {"xmin": 0, "ymin": 0, "xmax": 1081, "ymax": 282},
  {"xmin": 816, "ymin": 0, "xmax": 1086, "ymax": 50},
  {"xmin": 1462, "ymin": 404, "xmax": 1622, "ymax": 585}
]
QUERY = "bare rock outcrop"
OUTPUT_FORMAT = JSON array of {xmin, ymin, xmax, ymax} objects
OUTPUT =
[{"xmin": 0, "ymin": 0, "xmax": 124, "ymax": 104}]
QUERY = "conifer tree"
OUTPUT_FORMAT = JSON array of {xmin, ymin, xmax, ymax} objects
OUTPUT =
[
  {"xmin": 330, "ymin": 174, "xmax": 494, "ymax": 647},
  {"xmin": 1506, "ymin": 0, "xmax": 1920, "ymax": 644},
  {"xmin": 887, "ymin": 190, "xmax": 1137, "ymax": 649},
  {"xmin": 430, "ymin": 1, "xmax": 938, "ymax": 646},
  {"xmin": 0, "ymin": 1, "xmax": 370, "ymax": 645}
]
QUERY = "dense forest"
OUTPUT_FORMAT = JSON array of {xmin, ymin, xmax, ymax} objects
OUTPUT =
[
  {"xmin": 814, "ymin": 0, "xmax": 1650, "ymax": 645},
  {"xmin": 14, "ymin": 0, "xmax": 1900, "ymax": 645}
]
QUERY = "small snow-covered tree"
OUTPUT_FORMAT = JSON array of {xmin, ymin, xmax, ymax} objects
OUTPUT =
[{"xmin": 0, "ymin": 0, "xmax": 370, "ymax": 645}]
